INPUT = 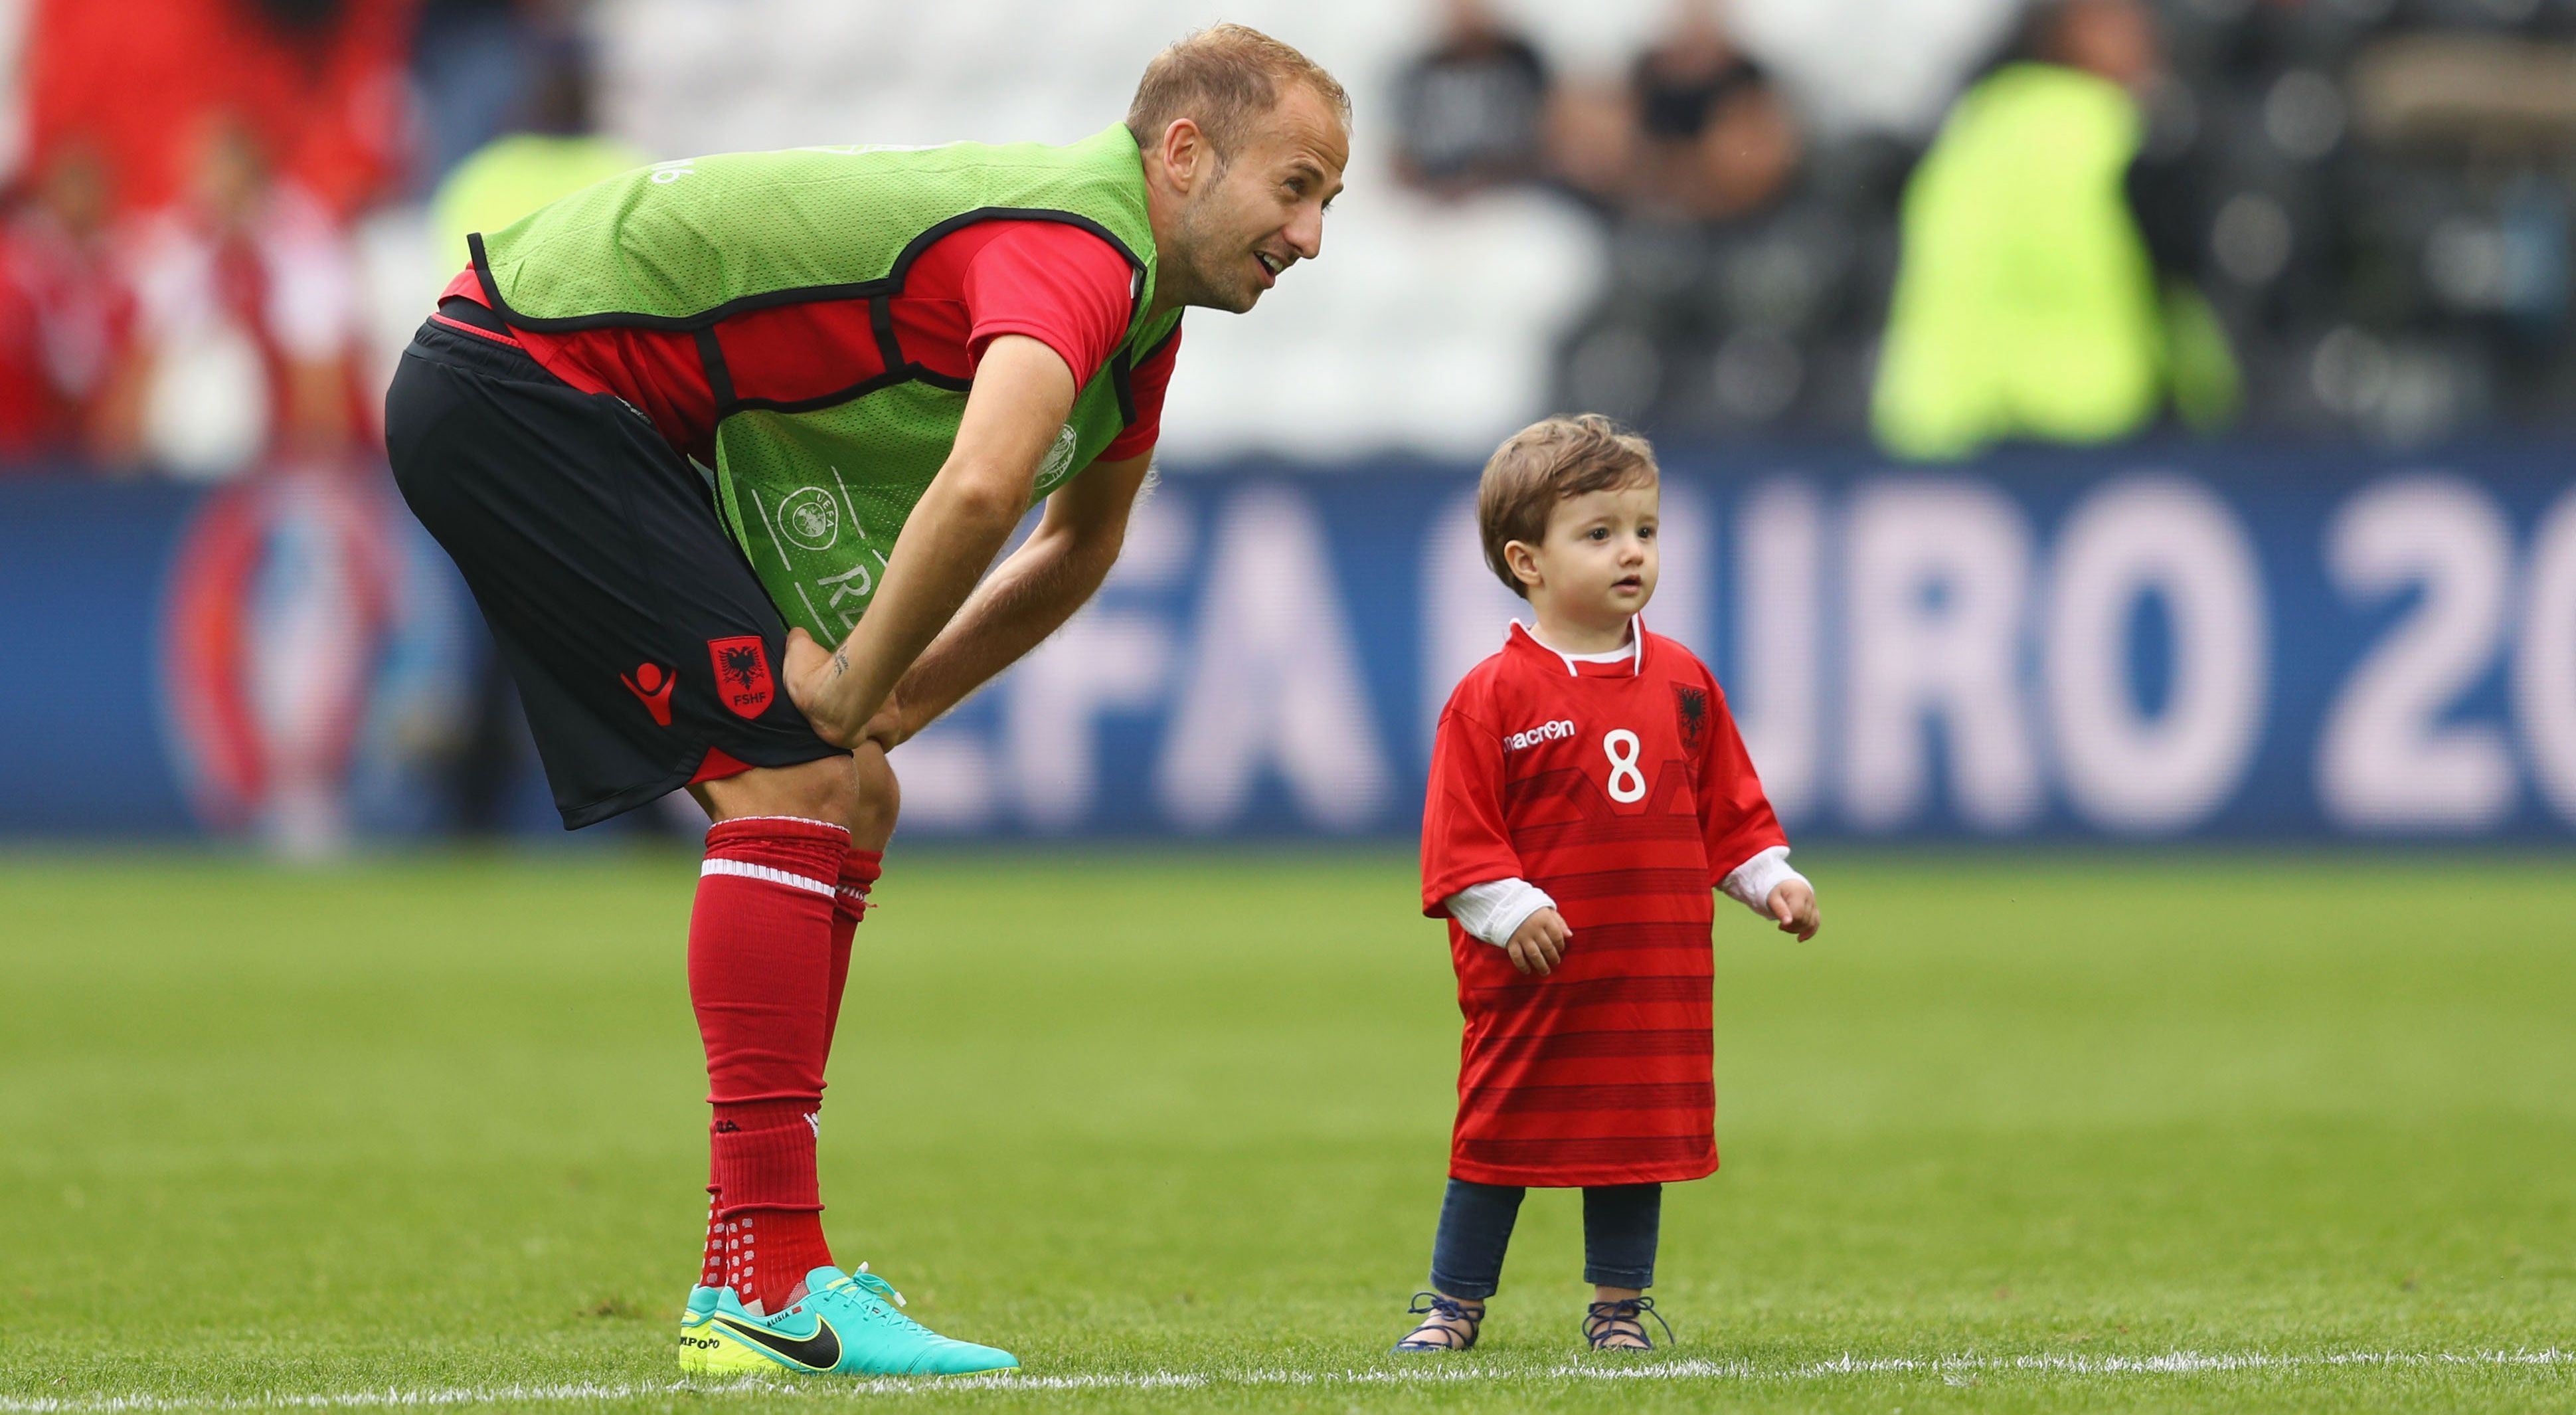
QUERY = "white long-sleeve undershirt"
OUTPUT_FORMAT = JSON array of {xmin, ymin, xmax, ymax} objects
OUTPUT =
[
  {"xmin": 1444, "ymin": 876, "xmax": 1561, "ymax": 949},
  {"xmin": 1441, "ymin": 845, "xmax": 1809, "ymax": 947},
  {"xmin": 1717, "ymin": 844, "xmax": 1804, "ymax": 917}
]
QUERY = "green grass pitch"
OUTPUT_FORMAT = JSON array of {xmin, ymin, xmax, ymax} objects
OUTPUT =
[{"xmin": 3, "ymin": 848, "xmax": 2573, "ymax": 1412}]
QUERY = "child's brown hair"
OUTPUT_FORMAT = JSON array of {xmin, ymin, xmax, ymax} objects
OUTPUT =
[{"xmin": 1476, "ymin": 414, "xmax": 1660, "ymax": 597}]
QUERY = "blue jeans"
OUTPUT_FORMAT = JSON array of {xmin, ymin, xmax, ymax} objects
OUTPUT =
[{"xmin": 1426, "ymin": 1178, "xmax": 1661, "ymax": 1299}]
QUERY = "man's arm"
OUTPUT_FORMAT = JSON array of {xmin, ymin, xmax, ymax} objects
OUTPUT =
[
  {"xmin": 782, "ymin": 333, "xmax": 1074, "ymax": 747},
  {"xmin": 869, "ymin": 448, "xmax": 1154, "ymax": 747}
]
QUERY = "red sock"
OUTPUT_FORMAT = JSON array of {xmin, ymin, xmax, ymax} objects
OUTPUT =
[
  {"xmin": 699, "ymin": 847, "xmax": 881, "ymax": 1306},
  {"xmin": 691, "ymin": 816, "xmax": 847, "ymax": 1311},
  {"xmin": 824, "ymin": 850, "xmax": 880, "ymax": 1058}
]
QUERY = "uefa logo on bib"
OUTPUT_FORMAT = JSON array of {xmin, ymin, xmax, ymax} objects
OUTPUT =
[{"xmin": 778, "ymin": 486, "xmax": 839, "ymax": 551}]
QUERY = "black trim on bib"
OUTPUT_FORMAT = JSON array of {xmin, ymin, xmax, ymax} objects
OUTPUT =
[
  {"xmin": 867, "ymin": 295, "xmax": 904, "ymax": 378},
  {"xmin": 469, "ymin": 232, "xmax": 505, "ymax": 310},
  {"xmin": 695, "ymin": 328, "xmax": 737, "ymax": 410},
  {"xmin": 1110, "ymin": 317, "xmax": 1182, "ymax": 429},
  {"xmin": 1108, "ymin": 350, "xmax": 1137, "ymax": 427},
  {"xmin": 725, "ymin": 367, "xmax": 928, "ymax": 418}
]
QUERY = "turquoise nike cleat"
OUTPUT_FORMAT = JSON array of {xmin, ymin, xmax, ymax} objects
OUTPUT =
[
  {"xmin": 688, "ymin": 1264, "xmax": 1018, "ymax": 1377},
  {"xmin": 677, "ymin": 1284, "xmax": 725, "ymax": 1374}
]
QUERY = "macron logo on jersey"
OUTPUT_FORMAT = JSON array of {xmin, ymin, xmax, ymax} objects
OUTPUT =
[{"xmin": 1505, "ymin": 719, "xmax": 1576, "ymax": 753}]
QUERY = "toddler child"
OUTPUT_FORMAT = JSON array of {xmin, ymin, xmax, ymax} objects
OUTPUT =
[{"xmin": 1395, "ymin": 415, "xmax": 1820, "ymax": 1354}]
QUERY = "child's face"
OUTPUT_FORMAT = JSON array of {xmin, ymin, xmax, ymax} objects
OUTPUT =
[{"xmin": 1508, "ymin": 480, "xmax": 1660, "ymax": 632}]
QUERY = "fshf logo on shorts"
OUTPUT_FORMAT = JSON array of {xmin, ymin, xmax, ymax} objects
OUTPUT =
[{"xmin": 707, "ymin": 636, "xmax": 776, "ymax": 718}]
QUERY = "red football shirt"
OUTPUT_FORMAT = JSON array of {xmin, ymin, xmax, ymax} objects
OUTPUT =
[
  {"xmin": 440, "ymin": 218, "xmax": 1179, "ymax": 467},
  {"xmin": 1419, "ymin": 621, "xmax": 1788, "ymax": 1187}
]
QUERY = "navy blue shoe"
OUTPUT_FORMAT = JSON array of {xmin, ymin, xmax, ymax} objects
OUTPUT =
[
  {"xmin": 1583, "ymin": 1295, "xmax": 1674, "ymax": 1351},
  {"xmin": 1391, "ymin": 1292, "xmax": 1483, "ymax": 1353}
]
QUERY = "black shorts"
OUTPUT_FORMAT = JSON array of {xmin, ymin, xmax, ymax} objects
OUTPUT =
[{"xmin": 384, "ymin": 300, "xmax": 840, "ymax": 828}]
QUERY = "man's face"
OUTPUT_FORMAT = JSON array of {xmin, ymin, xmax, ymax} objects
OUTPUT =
[{"xmin": 1168, "ymin": 84, "xmax": 1348, "ymax": 314}]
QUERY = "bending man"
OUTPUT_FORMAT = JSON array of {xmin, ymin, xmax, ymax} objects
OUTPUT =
[{"xmin": 382, "ymin": 25, "xmax": 1349, "ymax": 1378}]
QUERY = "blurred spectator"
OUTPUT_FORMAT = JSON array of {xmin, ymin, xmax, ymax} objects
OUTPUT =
[
  {"xmin": 1627, "ymin": 0, "xmax": 1800, "ymax": 223},
  {"xmin": 429, "ymin": 30, "xmax": 648, "ymax": 280},
  {"xmin": 1392, "ymin": 0, "xmax": 1553, "ymax": 200},
  {"xmin": 410, "ymin": 0, "xmax": 545, "ymax": 194},
  {"xmin": 24, "ymin": 0, "xmax": 414, "ymax": 223},
  {"xmin": 1871, "ymin": 0, "xmax": 2239, "ymax": 461},
  {"xmin": 0, "ymin": 145, "xmax": 141, "ymax": 467},
  {"xmin": 1551, "ymin": 0, "xmax": 1800, "ymax": 223},
  {"xmin": 118, "ymin": 117, "xmax": 365, "ymax": 475}
]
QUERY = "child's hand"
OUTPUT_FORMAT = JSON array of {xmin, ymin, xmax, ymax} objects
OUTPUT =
[
  {"xmin": 1505, "ymin": 907, "xmax": 1571, "ymax": 975},
  {"xmin": 1767, "ymin": 880, "xmax": 1820, "ymax": 941}
]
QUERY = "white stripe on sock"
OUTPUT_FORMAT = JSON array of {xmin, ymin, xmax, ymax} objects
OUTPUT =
[
  {"xmin": 717, "ymin": 815, "xmax": 850, "ymax": 835},
  {"xmin": 700, "ymin": 858, "xmax": 837, "ymax": 897}
]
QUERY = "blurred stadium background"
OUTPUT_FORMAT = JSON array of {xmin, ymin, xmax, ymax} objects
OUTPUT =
[{"xmin": 1, "ymin": 0, "xmax": 2573, "ymax": 850}]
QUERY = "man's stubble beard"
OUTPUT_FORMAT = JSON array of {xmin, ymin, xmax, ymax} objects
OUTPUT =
[{"xmin": 1166, "ymin": 168, "xmax": 1256, "ymax": 315}]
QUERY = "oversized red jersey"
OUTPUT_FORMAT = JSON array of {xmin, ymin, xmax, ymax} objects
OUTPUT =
[
  {"xmin": 1420, "ymin": 620, "xmax": 1787, "ymax": 1187},
  {"xmin": 439, "ymin": 217, "xmax": 1179, "ymax": 467}
]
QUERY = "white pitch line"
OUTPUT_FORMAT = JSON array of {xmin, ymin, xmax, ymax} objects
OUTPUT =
[{"xmin": 3, "ymin": 1349, "xmax": 2569, "ymax": 1412}]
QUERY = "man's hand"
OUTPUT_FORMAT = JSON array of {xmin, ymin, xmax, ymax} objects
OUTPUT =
[
  {"xmin": 784, "ymin": 628, "xmax": 914, "ymax": 750},
  {"xmin": 782, "ymin": 627, "xmax": 861, "ymax": 747},
  {"xmin": 1768, "ymin": 880, "xmax": 1821, "ymax": 941},
  {"xmin": 1505, "ymin": 907, "xmax": 1571, "ymax": 976}
]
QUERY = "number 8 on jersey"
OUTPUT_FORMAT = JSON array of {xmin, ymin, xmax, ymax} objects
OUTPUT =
[{"xmin": 1603, "ymin": 727, "xmax": 1647, "ymax": 803}]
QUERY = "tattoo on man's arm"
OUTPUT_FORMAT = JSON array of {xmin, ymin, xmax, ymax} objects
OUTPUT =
[{"xmin": 832, "ymin": 648, "xmax": 849, "ymax": 678}]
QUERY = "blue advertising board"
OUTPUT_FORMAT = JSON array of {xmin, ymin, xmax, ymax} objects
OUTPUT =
[{"xmin": 3, "ymin": 444, "xmax": 2573, "ymax": 842}]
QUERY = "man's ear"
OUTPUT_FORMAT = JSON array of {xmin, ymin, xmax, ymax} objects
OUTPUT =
[
  {"xmin": 1159, "ymin": 117, "xmax": 1210, "ymax": 192},
  {"xmin": 1503, "ymin": 539, "xmax": 1543, "ymax": 591}
]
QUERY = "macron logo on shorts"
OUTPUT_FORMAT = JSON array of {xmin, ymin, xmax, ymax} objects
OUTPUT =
[
  {"xmin": 1505, "ymin": 719, "xmax": 1575, "ymax": 753},
  {"xmin": 620, "ymin": 662, "xmax": 677, "ymax": 726}
]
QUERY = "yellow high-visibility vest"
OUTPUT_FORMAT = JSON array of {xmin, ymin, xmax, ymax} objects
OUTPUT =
[{"xmin": 1873, "ymin": 64, "xmax": 2233, "ymax": 460}]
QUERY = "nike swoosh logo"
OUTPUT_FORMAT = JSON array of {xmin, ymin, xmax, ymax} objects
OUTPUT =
[{"xmin": 714, "ymin": 1314, "xmax": 840, "ymax": 1370}]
